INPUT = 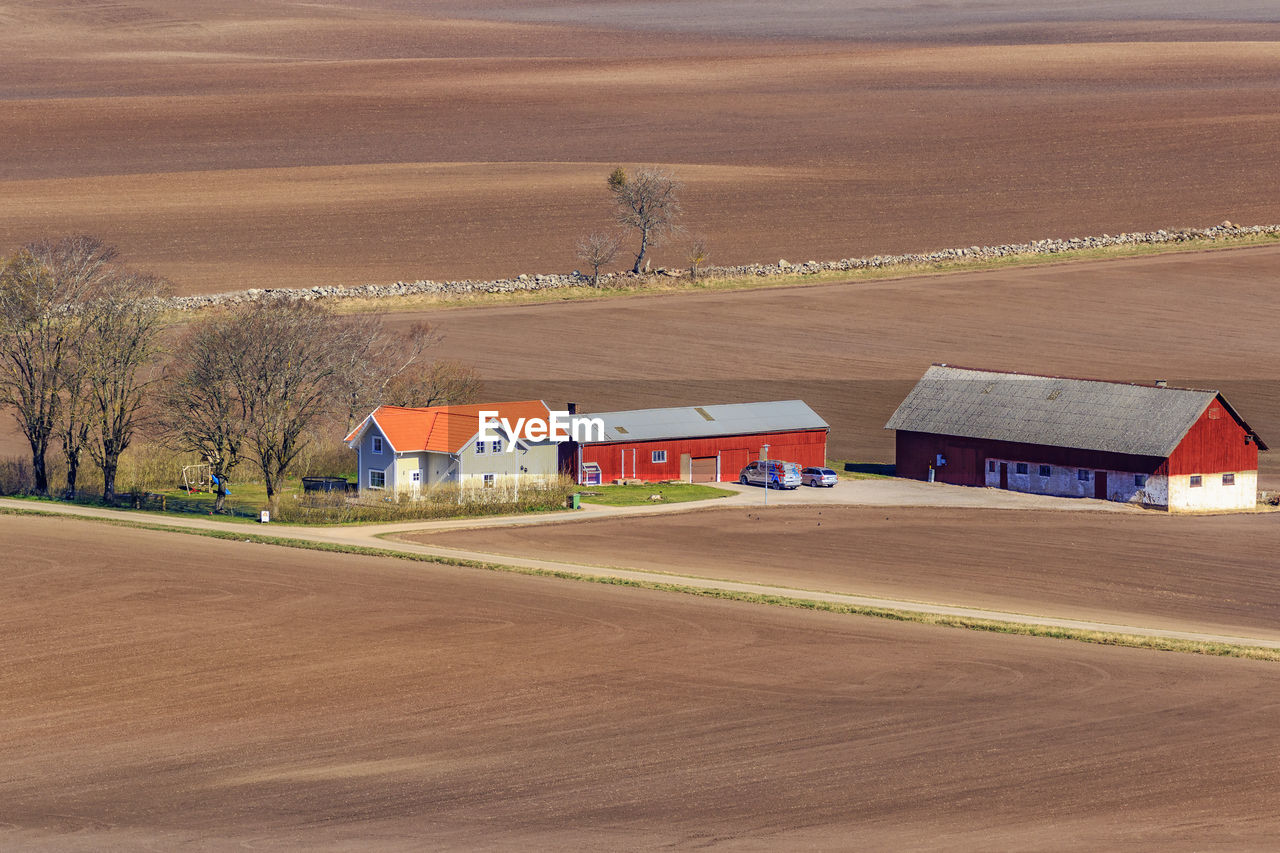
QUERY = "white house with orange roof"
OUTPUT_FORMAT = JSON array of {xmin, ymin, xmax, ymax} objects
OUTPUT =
[{"xmin": 343, "ymin": 401, "xmax": 563, "ymax": 493}]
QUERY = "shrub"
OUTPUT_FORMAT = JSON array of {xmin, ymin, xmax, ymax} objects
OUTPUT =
[{"xmin": 272, "ymin": 475, "xmax": 576, "ymax": 524}]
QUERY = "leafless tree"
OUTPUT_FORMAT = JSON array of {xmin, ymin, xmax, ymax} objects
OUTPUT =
[
  {"xmin": 607, "ymin": 166, "xmax": 682, "ymax": 274},
  {"xmin": 81, "ymin": 270, "xmax": 168, "ymax": 503},
  {"xmin": 687, "ymin": 234, "xmax": 710, "ymax": 281},
  {"xmin": 225, "ymin": 300, "xmax": 365, "ymax": 508},
  {"xmin": 575, "ymin": 232, "xmax": 621, "ymax": 287},
  {"xmin": 333, "ymin": 315, "xmax": 439, "ymax": 432},
  {"xmin": 0, "ymin": 236, "xmax": 116, "ymax": 495},
  {"xmin": 157, "ymin": 311, "xmax": 249, "ymax": 513},
  {"xmin": 382, "ymin": 359, "xmax": 483, "ymax": 408}
]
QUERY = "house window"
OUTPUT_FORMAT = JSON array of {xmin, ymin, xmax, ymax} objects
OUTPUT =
[
  {"xmin": 475, "ymin": 440, "xmax": 486, "ymax": 455},
  {"xmin": 988, "ymin": 460, "xmax": 996, "ymax": 473},
  {"xmin": 1135, "ymin": 474, "xmax": 1148, "ymax": 487},
  {"xmin": 411, "ymin": 471, "xmax": 421, "ymax": 484},
  {"xmin": 368, "ymin": 469, "xmax": 385, "ymax": 489},
  {"xmin": 1077, "ymin": 469, "xmax": 1090, "ymax": 481},
  {"xmin": 1015, "ymin": 463, "xmax": 1028, "ymax": 475},
  {"xmin": 1190, "ymin": 475, "xmax": 1202, "ymax": 488},
  {"xmin": 1039, "ymin": 465, "xmax": 1051, "ymax": 477},
  {"xmin": 372, "ymin": 436, "xmax": 383, "ymax": 454},
  {"xmin": 491, "ymin": 439, "xmax": 503, "ymax": 454},
  {"xmin": 652, "ymin": 450, "xmax": 667, "ymax": 464},
  {"xmin": 482, "ymin": 473, "xmax": 495, "ymax": 489},
  {"xmin": 1223, "ymin": 473, "xmax": 1235, "ymax": 486}
]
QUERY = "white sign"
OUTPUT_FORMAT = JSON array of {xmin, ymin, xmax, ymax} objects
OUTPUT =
[{"xmin": 478, "ymin": 411, "xmax": 605, "ymax": 452}]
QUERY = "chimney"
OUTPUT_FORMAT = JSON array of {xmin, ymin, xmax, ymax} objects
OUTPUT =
[
  {"xmin": 567, "ymin": 402, "xmax": 578, "ymax": 415},
  {"xmin": 1155, "ymin": 380, "xmax": 1168, "ymax": 388}
]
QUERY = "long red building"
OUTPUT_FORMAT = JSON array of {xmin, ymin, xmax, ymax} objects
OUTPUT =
[
  {"xmin": 886, "ymin": 365, "xmax": 1267, "ymax": 511},
  {"xmin": 575, "ymin": 401, "xmax": 829, "ymax": 484}
]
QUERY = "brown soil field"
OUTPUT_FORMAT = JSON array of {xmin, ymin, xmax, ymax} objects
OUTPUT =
[
  {"xmin": 6, "ymin": 512, "xmax": 1280, "ymax": 849},
  {"xmin": 1, "ymin": 2, "xmax": 1278, "ymax": 293},
  {"xmin": 418, "ymin": 506, "xmax": 1280, "ymax": 642},
  {"xmin": 383, "ymin": 243, "xmax": 1280, "ymax": 484}
]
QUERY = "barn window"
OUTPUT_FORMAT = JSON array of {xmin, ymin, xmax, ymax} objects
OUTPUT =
[
  {"xmin": 372, "ymin": 436, "xmax": 384, "ymax": 454},
  {"xmin": 1135, "ymin": 474, "xmax": 1148, "ymax": 487},
  {"xmin": 1016, "ymin": 463, "xmax": 1028, "ymax": 475},
  {"xmin": 368, "ymin": 469, "xmax": 385, "ymax": 489},
  {"xmin": 1223, "ymin": 473, "xmax": 1235, "ymax": 486},
  {"xmin": 651, "ymin": 450, "xmax": 667, "ymax": 463},
  {"xmin": 988, "ymin": 460, "xmax": 995, "ymax": 473},
  {"xmin": 1039, "ymin": 465, "xmax": 1051, "ymax": 477},
  {"xmin": 1077, "ymin": 469, "xmax": 1090, "ymax": 481},
  {"xmin": 1190, "ymin": 475, "xmax": 1202, "ymax": 488}
]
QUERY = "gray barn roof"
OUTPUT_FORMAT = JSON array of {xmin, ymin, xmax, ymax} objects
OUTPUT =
[
  {"xmin": 885, "ymin": 365, "xmax": 1265, "ymax": 458},
  {"xmin": 585, "ymin": 400, "xmax": 828, "ymax": 443}
]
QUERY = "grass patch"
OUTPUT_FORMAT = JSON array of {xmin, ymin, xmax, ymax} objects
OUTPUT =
[
  {"xmin": 4, "ymin": 504, "xmax": 1278, "ymax": 663},
  {"xmin": 578, "ymin": 483, "xmax": 736, "ymax": 506}
]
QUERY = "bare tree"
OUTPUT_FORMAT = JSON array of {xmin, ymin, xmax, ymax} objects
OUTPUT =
[
  {"xmin": 58, "ymin": 339, "xmax": 93, "ymax": 498},
  {"xmin": 687, "ymin": 234, "xmax": 710, "ymax": 281},
  {"xmin": 224, "ymin": 300, "xmax": 363, "ymax": 508},
  {"xmin": 333, "ymin": 315, "xmax": 439, "ymax": 432},
  {"xmin": 575, "ymin": 232, "xmax": 621, "ymax": 287},
  {"xmin": 382, "ymin": 359, "xmax": 483, "ymax": 408},
  {"xmin": 158, "ymin": 311, "xmax": 248, "ymax": 514},
  {"xmin": 81, "ymin": 270, "xmax": 167, "ymax": 503},
  {"xmin": 0, "ymin": 236, "xmax": 116, "ymax": 495},
  {"xmin": 607, "ymin": 166, "xmax": 682, "ymax": 274}
]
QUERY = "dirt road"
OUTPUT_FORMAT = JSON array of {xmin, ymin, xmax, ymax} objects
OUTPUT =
[{"xmin": 5, "ymin": 512, "xmax": 1280, "ymax": 850}]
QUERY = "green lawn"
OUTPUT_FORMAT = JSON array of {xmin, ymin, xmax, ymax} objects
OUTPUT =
[{"xmin": 577, "ymin": 483, "xmax": 736, "ymax": 506}]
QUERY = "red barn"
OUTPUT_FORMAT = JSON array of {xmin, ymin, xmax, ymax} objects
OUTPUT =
[
  {"xmin": 575, "ymin": 401, "xmax": 829, "ymax": 485},
  {"xmin": 886, "ymin": 365, "xmax": 1267, "ymax": 511}
]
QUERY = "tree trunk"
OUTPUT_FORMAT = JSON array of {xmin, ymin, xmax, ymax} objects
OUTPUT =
[
  {"xmin": 29, "ymin": 441, "xmax": 49, "ymax": 496},
  {"xmin": 64, "ymin": 448, "xmax": 80, "ymax": 499},
  {"xmin": 102, "ymin": 462, "xmax": 118, "ymax": 505},
  {"xmin": 632, "ymin": 228, "xmax": 651, "ymax": 274},
  {"xmin": 213, "ymin": 476, "xmax": 228, "ymax": 513}
]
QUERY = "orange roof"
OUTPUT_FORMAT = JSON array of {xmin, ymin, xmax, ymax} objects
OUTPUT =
[{"xmin": 345, "ymin": 401, "xmax": 551, "ymax": 453}]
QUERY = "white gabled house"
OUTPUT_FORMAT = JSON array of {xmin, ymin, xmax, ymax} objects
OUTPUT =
[{"xmin": 343, "ymin": 401, "xmax": 563, "ymax": 494}]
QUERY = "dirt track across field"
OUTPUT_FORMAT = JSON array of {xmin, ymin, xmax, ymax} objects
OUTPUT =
[
  {"xmin": 418, "ymin": 505, "xmax": 1280, "ymax": 642},
  {"xmin": 2, "ymin": 2, "xmax": 1279, "ymax": 292},
  {"xmin": 5, "ymin": 512, "xmax": 1280, "ymax": 850}
]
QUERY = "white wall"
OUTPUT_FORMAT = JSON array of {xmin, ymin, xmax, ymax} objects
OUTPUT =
[
  {"xmin": 984, "ymin": 458, "xmax": 1168, "ymax": 507},
  {"xmin": 1167, "ymin": 471, "xmax": 1257, "ymax": 511}
]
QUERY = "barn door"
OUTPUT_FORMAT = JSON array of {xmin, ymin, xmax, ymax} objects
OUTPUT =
[
  {"xmin": 999, "ymin": 462, "xmax": 1008, "ymax": 490},
  {"xmin": 690, "ymin": 457, "xmax": 717, "ymax": 483},
  {"xmin": 1094, "ymin": 471, "xmax": 1108, "ymax": 500}
]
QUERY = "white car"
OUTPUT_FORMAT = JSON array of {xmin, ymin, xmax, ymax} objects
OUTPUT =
[
  {"xmin": 801, "ymin": 466, "xmax": 838, "ymax": 487},
  {"xmin": 739, "ymin": 460, "xmax": 802, "ymax": 489}
]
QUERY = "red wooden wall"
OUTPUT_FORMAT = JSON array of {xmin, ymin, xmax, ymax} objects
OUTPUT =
[
  {"xmin": 580, "ymin": 429, "xmax": 828, "ymax": 483},
  {"xmin": 1163, "ymin": 396, "xmax": 1258, "ymax": 475}
]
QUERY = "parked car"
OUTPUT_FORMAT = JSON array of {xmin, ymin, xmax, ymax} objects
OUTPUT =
[
  {"xmin": 739, "ymin": 460, "xmax": 802, "ymax": 489},
  {"xmin": 801, "ymin": 466, "xmax": 839, "ymax": 487}
]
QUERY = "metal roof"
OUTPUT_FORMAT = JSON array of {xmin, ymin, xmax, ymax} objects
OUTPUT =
[
  {"xmin": 884, "ymin": 365, "xmax": 1246, "ymax": 458},
  {"xmin": 585, "ymin": 400, "xmax": 829, "ymax": 443}
]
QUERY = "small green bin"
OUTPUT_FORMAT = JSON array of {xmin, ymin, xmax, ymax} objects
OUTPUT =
[{"xmin": 570, "ymin": 493, "xmax": 581, "ymax": 510}]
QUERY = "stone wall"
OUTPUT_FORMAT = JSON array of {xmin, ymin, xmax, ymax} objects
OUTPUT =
[{"xmin": 162, "ymin": 222, "xmax": 1280, "ymax": 312}]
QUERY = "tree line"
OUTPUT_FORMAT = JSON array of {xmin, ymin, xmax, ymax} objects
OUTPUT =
[{"xmin": 0, "ymin": 236, "xmax": 479, "ymax": 512}]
